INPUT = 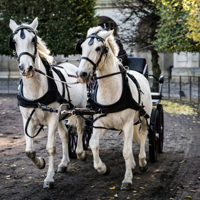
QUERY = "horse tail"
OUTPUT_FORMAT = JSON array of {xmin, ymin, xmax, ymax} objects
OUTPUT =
[{"xmin": 133, "ymin": 124, "xmax": 141, "ymax": 145}]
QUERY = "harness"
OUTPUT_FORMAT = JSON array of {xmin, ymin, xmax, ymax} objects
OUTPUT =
[
  {"xmin": 17, "ymin": 59, "xmax": 70, "ymax": 108},
  {"xmin": 78, "ymin": 32, "xmax": 149, "ymax": 130},
  {"xmin": 90, "ymin": 66, "xmax": 149, "ymax": 123},
  {"xmin": 17, "ymin": 59, "xmax": 73, "ymax": 138}
]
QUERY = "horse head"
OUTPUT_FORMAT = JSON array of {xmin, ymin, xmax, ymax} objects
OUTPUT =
[
  {"xmin": 9, "ymin": 18, "xmax": 38, "ymax": 78},
  {"xmin": 76, "ymin": 28, "xmax": 116, "ymax": 84}
]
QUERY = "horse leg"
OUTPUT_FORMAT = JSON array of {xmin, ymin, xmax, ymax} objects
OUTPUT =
[
  {"xmin": 121, "ymin": 123, "xmax": 135, "ymax": 190},
  {"xmin": 43, "ymin": 122, "xmax": 57, "ymax": 189},
  {"xmin": 57, "ymin": 121, "xmax": 70, "ymax": 173},
  {"xmin": 138, "ymin": 118, "xmax": 148, "ymax": 172},
  {"xmin": 24, "ymin": 121, "xmax": 45, "ymax": 169},
  {"xmin": 89, "ymin": 128, "xmax": 110, "ymax": 175},
  {"xmin": 76, "ymin": 116, "xmax": 87, "ymax": 160}
]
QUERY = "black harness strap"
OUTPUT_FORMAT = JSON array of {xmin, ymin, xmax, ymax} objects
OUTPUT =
[
  {"xmin": 89, "ymin": 66, "xmax": 149, "ymax": 129},
  {"xmin": 25, "ymin": 109, "xmax": 44, "ymax": 138}
]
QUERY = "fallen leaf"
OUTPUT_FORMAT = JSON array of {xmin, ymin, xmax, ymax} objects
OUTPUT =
[
  {"xmin": 114, "ymin": 194, "xmax": 118, "ymax": 198},
  {"xmin": 185, "ymin": 196, "xmax": 192, "ymax": 199},
  {"xmin": 110, "ymin": 186, "xmax": 116, "ymax": 190},
  {"xmin": 135, "ymin": 177, "xmax": 141, "ymax": 180},
  {"xmin": 190, "ymin": 190, "xmax": 196, "ymax": 193}
]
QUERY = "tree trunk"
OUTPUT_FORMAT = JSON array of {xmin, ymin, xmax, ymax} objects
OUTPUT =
[{"xmin": 151, "ymin": 49, "xmax": 161, "ymax": 92}]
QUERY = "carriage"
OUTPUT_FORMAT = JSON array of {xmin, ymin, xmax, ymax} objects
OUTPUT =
[
  {"xmin": 9, "ymin": 18, "xmax": 164, "ymax": 189},
  {"xmin": 65, "ymin": 56, "xmax": 164, "ymax": 164}
]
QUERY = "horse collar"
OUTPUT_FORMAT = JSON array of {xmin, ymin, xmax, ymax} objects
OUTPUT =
[
  {"xmin": 17, "ymin": 59, "xmax": 66, "ymax": 108},
  {"xmin": 90, "ymin": 66, "xmax": 149, "ymax": 120}
]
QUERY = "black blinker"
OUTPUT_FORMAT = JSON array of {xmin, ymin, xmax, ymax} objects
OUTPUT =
[
  {"xmin": 75, "ymin": 38, "xmax": 85, "ymax": 54},
  {"xmin": 88, "ymin": 38, "xmax": 94, "ymax": 45}
]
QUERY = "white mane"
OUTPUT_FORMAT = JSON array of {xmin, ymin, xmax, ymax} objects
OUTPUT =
[
  {"xmin": 87, "ymin": 26, "xmax": 119, "ymax": 57},
  {"xmin": 37, "ymin": 36, "xmax": 53, "ymax": 64}
]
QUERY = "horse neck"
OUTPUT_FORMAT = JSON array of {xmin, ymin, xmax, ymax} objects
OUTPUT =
[
  {"xmin": 22, "ymin": 56, "xmax": 48, "ymax": 99},
  {"xmin": 96, "ymin": 56, "xmax": 122, "ymax": 105}
]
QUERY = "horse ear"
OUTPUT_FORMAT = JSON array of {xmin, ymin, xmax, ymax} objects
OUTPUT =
[
  {"xmin": 30, "ymin": 17, "xmax": 38, "ymax": 30},
  {"xmin": 9, "ymin": 19, "xmax": 18, "ymax": 32},
  {"xmin": 100, "ymin": 30, "xmax": 114, "ymax": 40}
]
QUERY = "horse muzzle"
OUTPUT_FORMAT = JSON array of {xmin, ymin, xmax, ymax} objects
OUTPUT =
[
  {"xmin": 19, "ymin": 65, "xmax": 35, "ymax": 78},
  {"xmin": 76, "ymin": 70, "xmax": 90, "ymax": 84}
]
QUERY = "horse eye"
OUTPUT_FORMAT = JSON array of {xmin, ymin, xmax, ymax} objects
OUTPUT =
[{"xmin": 95, "ymin": 47, "xmax": 101, "ymax": 51}]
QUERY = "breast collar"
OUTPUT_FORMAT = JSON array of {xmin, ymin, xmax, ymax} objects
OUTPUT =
[
  {"xmin": 90, "ymin": 66, "xmax": 146, "ymax": 115},
  {"xmin": 17, "ymin": 59, "xmax": 68, "ymax": 108}
]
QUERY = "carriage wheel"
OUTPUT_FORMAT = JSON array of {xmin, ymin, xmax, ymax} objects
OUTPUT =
[
  {"xmin": 67, "ymin": 125, "xmax": 78, "ymax": 159},
  {"xmin": 83, "ymin": 116, "xmax": 93, "ymax": 150},
  {"xmin": 149, "ymin": 108, "xmax": 159, "ymax": 163},
  {"xmin": 157, "ymin": 104, "xmax": 164, "ymax": 153},
  {"xmin": 83, "ymin": 128, "xmax": 92, "ymax": 150}
]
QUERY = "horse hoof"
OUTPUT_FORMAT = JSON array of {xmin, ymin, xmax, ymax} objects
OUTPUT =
[
  {"xmin": 120, "ymin": 182, "xmax": 132, "ymax": 190},
  {"xmin": 43, "ymin": 181, "xmax": 55, "ymax": 189},
  {"xmin": 37, "ymin": 157, "xmax": 46, "ymax": 169},
  {"xmin": 77, "ymin": 151, "xmax": 87, "ymax": 161},
  {"xmin": 57, "ymin": 166, "xmax": 67, "ymax": 173},
  {"xmin": 103, "ymin": 164, "xmax": 110, "ymax": 175},
  {"xmin": 139, "ymin": 165, "xmax": 148, "ymax": 172}
]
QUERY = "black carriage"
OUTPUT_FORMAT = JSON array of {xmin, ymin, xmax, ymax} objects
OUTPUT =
[{"xmin": 66, "ymin": 57, "xmax": 164, "ymax": 163}]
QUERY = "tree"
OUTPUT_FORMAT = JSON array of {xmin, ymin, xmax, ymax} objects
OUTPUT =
[
  {"xmin": 0, "ymin": 0, "xmax": 97, "ymax": 56},
  {"xmin": 152, "ymin": 0, "xmax": 200, "ymax": 53},
  {"xmin": 182, "ymin": 0, "xmax": 200, "ymax": 42},
  {"xmin": 112, "ymin": 0, "xmax": 161, "ymax": 91}
]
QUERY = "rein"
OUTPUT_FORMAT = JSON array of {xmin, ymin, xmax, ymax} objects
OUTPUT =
[
  {"xmin": 34, "ymin": 67, "xmax": 78, "ymax": 85},
  {"xmin": 93, "ymin": 68, "xmax": 127, "ymax": 80}
]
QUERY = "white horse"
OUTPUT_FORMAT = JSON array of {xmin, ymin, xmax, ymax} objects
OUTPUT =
[
  {"xmin": 9, "ymin": 18, "xmax": 87, "ymax": 188},
  {"xmin": 76, "ymin": 26, "xmax": 152, "ymax": 190}
]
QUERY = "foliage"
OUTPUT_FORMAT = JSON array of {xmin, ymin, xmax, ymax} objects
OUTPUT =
[
  {"xmin": 182, "ymin": 0, "xmax": 200, "ymax": 42},
  {"xmin": 152, "ymin": 0, "xmax": 200, "ymax": 53},
  {"xmin": 0, "ymin": 0, "xmax": 97, "ymax": 56},
  {"xmin": 112, "ymin": 0, "xmax": 160, "ymax": 51},
  {"xmin": 112, "ymin": 0, "xmax": 161, "ymax": 91}
]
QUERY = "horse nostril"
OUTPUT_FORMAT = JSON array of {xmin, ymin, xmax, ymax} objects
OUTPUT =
[
  {"xmin": 28, "ymin": 65, "xmax": 33, "ymax": 72},
  {"xmin": 80, "ymin": 72, "xmax": 88, "ymax": 78},
  {"xmin": 19, "ymin": 65, "xmax": 24, "ymax": 71}
]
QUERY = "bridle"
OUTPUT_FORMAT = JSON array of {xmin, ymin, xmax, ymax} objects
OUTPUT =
[
  {"xmin": 79, "ymin": 33, "xmax": 127, "ymax": 81},
  {"xmin": 9, "ymin": 25, "xmax": 37, "ymax": 63},
  {"xmin": 80, "ymin": 33, "xmax": 109, "ymax": 77}
]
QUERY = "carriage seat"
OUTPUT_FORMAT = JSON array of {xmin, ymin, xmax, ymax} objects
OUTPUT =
[{"xmin": 126, "ymin": 57, "xmax": 148, "ymax": 78}]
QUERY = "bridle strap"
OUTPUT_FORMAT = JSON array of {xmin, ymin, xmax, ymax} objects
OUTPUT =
[
  {"xmin": 81, "ymin": 56, "xmax": 97, "ymax": 70},
  {"xmin": 12, "ymin": 26, "xmax": 37, "ymax": 63},
  {"xmin": 81, "ymin": 45, "xmax": 108, "ymax": 76},
  {"xmin": 17, "ymin": 52, "xmax": 36, "ymax": 62}
]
